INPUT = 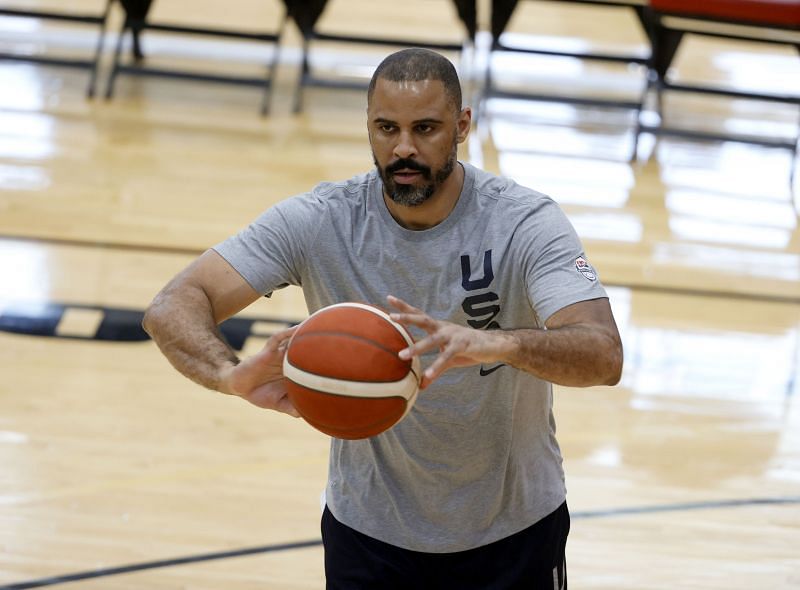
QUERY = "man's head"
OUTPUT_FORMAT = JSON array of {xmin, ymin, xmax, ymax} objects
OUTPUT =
[
  {"xmin": 367, "ymin": 49, "xmax": 470, "ymax": 208},
  {"xmin": 367, "ymin": 48, "xmax": 462, "ymax": 115}
]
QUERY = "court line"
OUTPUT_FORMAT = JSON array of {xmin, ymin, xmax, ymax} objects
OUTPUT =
[
  {"xmin": 570, "ymin": 495, "xmax": 800, "ymax": 519},
  {"xmin": 2, "ymin": 495, "xmax": 798, "ymax": 590},
  {"xmin": 0, "ymin": 540, "xmax": 323, "ymax": 590},
  {"xmin": 1, "ymin": 234, "xmax": 798, "ymax": 305}
]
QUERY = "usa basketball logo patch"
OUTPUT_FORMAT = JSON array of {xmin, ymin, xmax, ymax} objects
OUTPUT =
[{"xmin": 575, "ymin": 256, "xmax": 597, "ymax": 281}]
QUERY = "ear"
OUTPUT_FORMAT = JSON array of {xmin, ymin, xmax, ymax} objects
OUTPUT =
[{"xmin": 456, "ymin": 107, "xmax": 472, "ymax": 143}]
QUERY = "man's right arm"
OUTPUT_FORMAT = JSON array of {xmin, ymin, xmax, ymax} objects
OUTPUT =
[{"xmin": 142, "ymin": 249, "xmax": 288, "ymax": 402}]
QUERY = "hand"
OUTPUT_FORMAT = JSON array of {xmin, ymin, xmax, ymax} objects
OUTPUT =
[
  {"xmin": 387, "ymin": 295, "xmax": 511, "ymax": 389},
  {"xmin": 222, "ymin": 326, "xmax": 301, "ymax": 417}
]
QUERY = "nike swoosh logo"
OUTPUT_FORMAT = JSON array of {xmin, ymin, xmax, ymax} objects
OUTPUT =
[{"xmin": 479, "ymin": 363, "xmax": 506, "ymax": 376}]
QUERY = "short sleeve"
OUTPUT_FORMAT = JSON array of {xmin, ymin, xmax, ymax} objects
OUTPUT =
[
  {"xmin": 213, "ymin": 192, "xmax": 323, "ymax": 295},
  {"xmin": 517, "ymin": 198, "xmax": 607, "ymax": 324}
]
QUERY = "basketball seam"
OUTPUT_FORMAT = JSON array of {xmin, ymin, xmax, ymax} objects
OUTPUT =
[
  {"xmin": 289, "ymin": 331, "xmax": 409, "ymax": 373},
  {"xmin": 306, "ymin": 302, "xmax": 415, "ymax": 347}
]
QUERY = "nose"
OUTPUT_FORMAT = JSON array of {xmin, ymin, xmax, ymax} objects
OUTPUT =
[{"xmin": 393, "ymin": 130, "xmax": 417, "ymax": 160}]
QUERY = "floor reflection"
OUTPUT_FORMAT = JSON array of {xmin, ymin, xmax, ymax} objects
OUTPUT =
[
  {"xmin": 0, "ymin": 240, "xmax": 51, "ymax": 303},
  {"xmin": 609, "ymin": 286, "xmax": 799, "ymax": 406}
]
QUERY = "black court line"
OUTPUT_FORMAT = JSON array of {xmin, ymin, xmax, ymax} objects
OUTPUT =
[
  {"xmin": 0, "ymin": 540, "xmax": 323, "ymax": 590},
  {"xmin": 1, "ymin": 233, "xmax": 799, "ymax": 305},
  {"xmin": 571, "ymin": 495, "xmax": 800, "ymax": 519},
  {"xmin": 2, "ymin": 496, "xmax": 799, "ymax": 589}
]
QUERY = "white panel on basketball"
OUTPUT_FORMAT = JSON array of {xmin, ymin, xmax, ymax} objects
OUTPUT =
[{"xmin": 283, "ymin": 362, "xmax": 419, "ymax": 399}]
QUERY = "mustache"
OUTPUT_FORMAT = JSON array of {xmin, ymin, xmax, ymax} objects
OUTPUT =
[{"xmin": 385, "ymin": 158, "xmax": 431, "ymax": 177}]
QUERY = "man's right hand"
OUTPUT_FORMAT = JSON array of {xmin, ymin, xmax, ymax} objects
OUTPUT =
[{"xmin": 222, "ymin": 326, "xmax": 301, "ymax": 417}]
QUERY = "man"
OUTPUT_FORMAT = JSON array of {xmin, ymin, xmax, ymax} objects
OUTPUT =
[{"xmin": 143, "ymin": 48, "xmax": 622, "ymax": 589}]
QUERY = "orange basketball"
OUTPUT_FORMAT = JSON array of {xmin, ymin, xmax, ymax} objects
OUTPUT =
[{"xmin": 283, "ymin": 302, "xmax": 421, "ymax": 439}]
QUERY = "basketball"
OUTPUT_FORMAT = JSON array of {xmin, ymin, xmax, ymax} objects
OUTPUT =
[{"xmin": 283, "ymin": 302, "xmax": 421, "ymax": 439}]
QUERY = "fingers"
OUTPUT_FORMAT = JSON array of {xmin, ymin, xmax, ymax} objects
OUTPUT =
[
  {"xmin": 231, "ymin": 326, "xmax": 302, "ymax": 417},
  {"xmin": 397, "ymin": 330, "xmax": 443, "ymax": 360},
  {"xmin": 386, "ymin": 294, "xmax": 416, "ymax": 312},
  {"xmin": 388, "ymin": 295, "xmax": 440, "ymax": 335},
  {"xmin": 387, "ymin": 296, "xmax": 498, "ymax": 389},
  {"xmin": 264, "ymin": 325, "xmax": 298, "ymax": 353},
  {"xmin": 388, "ymin": 296, "xmax": 438, "ymax": 331},
  {"xmin": 250, "ymin": 325, "xmax": 298, "ymax": 368},
  {"xmin": 387, "ymin": 296, "xmax": 459, "ymax": 384},
  {"xmin": 417, "ymin": 339, "xmax": 462, "ymax": 388}
]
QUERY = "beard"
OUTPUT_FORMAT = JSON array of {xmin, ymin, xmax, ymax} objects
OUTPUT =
[{"xmin": 375, "ymin": 141, "xmax": 458, "ymax": 207}]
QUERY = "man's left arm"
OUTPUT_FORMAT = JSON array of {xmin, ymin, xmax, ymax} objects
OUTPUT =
[{"xmin": 388, "ymin": 295, "xmax": 622, "ymax": 389}]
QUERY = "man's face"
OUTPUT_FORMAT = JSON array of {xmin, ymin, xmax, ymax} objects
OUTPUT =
[{"xmin": 367, "ymin": 78, "xmax": 469, "ymax": 207}]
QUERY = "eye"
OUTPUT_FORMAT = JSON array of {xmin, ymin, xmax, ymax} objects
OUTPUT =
[
  {"xmin": 378, "ymin": 123, "xmax": 395, "ymax": 133},
  {"xmin": 416, "ymin": 124, "xmax": 434, "ymax": 134}
]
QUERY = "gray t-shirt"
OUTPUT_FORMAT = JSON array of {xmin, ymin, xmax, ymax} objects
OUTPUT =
[{"xmin": 214, "ymin": 162, "xmax": 607, "ymax": 553}]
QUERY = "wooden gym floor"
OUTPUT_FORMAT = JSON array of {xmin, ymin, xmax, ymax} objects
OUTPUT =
[{"xmin": 0, "ymin": 1, "xmax": 798, "ymax": 588}]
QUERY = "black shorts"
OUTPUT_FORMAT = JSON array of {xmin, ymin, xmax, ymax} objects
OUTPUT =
[{"xmin": 321, "ymin": 502, "xmax": 569, "ymax": 590}]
